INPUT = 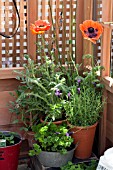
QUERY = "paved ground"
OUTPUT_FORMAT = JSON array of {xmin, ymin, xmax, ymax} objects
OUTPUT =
[{"xmin": 18, "ymin": 164, "xmax": 31, "ymax": 170}]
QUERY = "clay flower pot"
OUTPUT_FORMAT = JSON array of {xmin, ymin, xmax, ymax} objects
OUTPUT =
[
  {"xmin": 69, "ymin": 122, "xmax": 98, "ymax": 159},
  {"xmin": 40, "ymin": 117, "xmax": 67, "ymax": 125},
  {"xmin": 26, "ymin": 131, "xmax": 35, "ymax": 148}
]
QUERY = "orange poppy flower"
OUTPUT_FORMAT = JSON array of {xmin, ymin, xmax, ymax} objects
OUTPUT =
[
  {"xmin": 30, "ymin": 20, "xmax": 51, "ymax": 34},
  {"xmin": 79, "ymin": 20, "xmax": 103, "ymax": 44}
]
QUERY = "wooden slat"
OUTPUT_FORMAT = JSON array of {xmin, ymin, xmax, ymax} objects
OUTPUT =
[
  {"xmin": 67, "ymin": 0, "xmax": 76, "ymax": 64},
  {"xmin": 37, "ymin": 0, "xmax": 40, "ymax": 20},
  {"xmin": 0, "ymin": 91, "xmax": 15, "ymax": 109},
  {"xmin": 42, "ymin": 0, "xmax": 46, "ymax": 20},
  {"xmin": 5, "ymin": 0, "xmax": 10, "ymax": 68},
  {"xmin": 101, "ymin": 1, "xmax": 112, "ymax": 77},
  {"xmin": 103, "ymin": 76, "xmax": 113, "ymax": 93},
  {"xmin": 106, "ymin": 120, "xmax": 113, "ymax": 143},
  {"xmin": 0, "ymin": 91, "xmax": 16, "ymax": 125},
  {"xmin": 12, "ymin": 1, "xmax": 17, "ymax": 67},
  {"xmin": 101, "ymin": 27, "xmax": 112, "ymax": 77},
  {"xmin": 0, "ymin": 0, "xmax": 2, "ymax": 67},
  {"xmin": 55, "ymin": 0, "xmax": 60, "ymax": 63},
  {"xmin": 68, "ymin": 0, "xmax": 73, "ymax": 63},
  {"xmin": 107, "ymin": 91, "xmax": 113, "ymax": 122},
  {"xmin": 83, "ymin": 0, "xmax": 93, "ymax": 67},
  {"xmin": 27, "ymin": 0, "xmax": 37, "ymax": 61},
  {"xmin": 0, "ymin": 79, "xmax": 20, "ymax": 91},
  {"xmin": 0, "ymin": 107, "xmax": 14, "ymax": 125},
  {"xmin": 20, "ymin": 0, "xmax": 25, "ymax": 65},
  {"xmin": 61, "ymin": 0, "xmax": 66, "ymax": 64},
  {"xmin": 99, "ymin": 89, "xmax": 107, "ymax": 156},
  {"xmin": 99, "ymin": 0, "xmax": 112, "ymax": 156},
  {"xmin": 0, "ymin": 67, "xmax": 24, "ymax": 79},
  {"xmin": 76, "ymin": 0, "xmax": 84, "ymax": 64}
]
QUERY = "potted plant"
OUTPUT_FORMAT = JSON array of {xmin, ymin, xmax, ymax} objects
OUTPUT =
[
  {"xmin": 9, "ymin": 54, "xmax": 70, "ymax": 125},
  {"xmin": 9, "ymin": 17, "xmax": 104, "ymax": 159},
  {"xmin": 9, "ymin": 57, "xmax": 43, "ymax": 147},
  {"xmin": 64, "ymin": 63, "xmax": 104, "ymax": 159},
  {"xmin": 29, "ymin": 123, "xmax": 75, "ymax": 167},
  {"xmin": 9, "ymin": 9, "xmax": 76, "ymax": 128},
  {"xmin": 61, "ymin": 160, "xmax": 98, "ymax": 170},
  {"xmin": 0, "ymin": 131, "xmax": 22, "ymax": 170},
  {"xmin": 63, "ymin": 20, "xmax": 104, "ymax": 159}
]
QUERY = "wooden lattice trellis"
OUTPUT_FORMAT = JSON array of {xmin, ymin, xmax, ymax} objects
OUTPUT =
[
  {"xmin": 95, "ymin": 0, "xmax": 113, "ymax": 78},
  {"xmin": 28, "ymin": 0, "xmax": 77, "ymax": 64},
  {"xmin": 0, "ymin": 0, "xmax": 27, "ymax": 68},
  {"xmin": 0, "ymin": 0, "xmax": 77, "ymax": 67},
  {"xmin": 95, "ymin": 0, "xmax": 102, "ymax": 63}
]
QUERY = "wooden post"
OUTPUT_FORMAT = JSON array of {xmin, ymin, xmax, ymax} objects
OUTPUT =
[
  {"xmin": 5, "ymin": 0, "xmax": 10, "ymax": 67},
  {"xmin": 0, "ymin": 0, "xmax": 2, "ymax": 68},
  {"xmin": 99, "ymin": 0, "xmax": 112, "ymax": 155},
  {"xmin": 27, "ymin": 0, "xmax": 37, "ymax": 61},
  {"xmin": 76, "ymin": 0, "xmax": 84, "ymax": 64},
  {"xmin": 83, "ymin": 0, "xmax": 93, "ymax": 67},
  {"xmin": 101, "ymin": 0, "xmax": 112, "ymax": 77}
]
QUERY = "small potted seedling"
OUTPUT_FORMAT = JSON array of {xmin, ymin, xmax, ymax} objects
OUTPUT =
[{"xmin": 0, "ymin": 131, "xmax": 22, "ymax": 170}]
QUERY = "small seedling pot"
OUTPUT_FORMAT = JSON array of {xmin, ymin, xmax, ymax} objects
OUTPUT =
[{"xmin": 0, "ymin": 131, "xmax": 22, "ymax": 170}]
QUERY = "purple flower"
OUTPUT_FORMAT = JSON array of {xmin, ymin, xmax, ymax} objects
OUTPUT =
[
  {"xmin": 77, "ymin": 79, "xmax": 81, "ymax": 86},
  {"xmin": 77, "ymin": 88, "xmax": 81, "ymax": 94},
  {"xmin": 92, "ymin": 82, "xmax": 96, "ymax": 87},
  {"xmin": 66, "ymin": 132, "xmax": 69, "ymax": 137},
  {"xmin": 67, "ymin": 92, "xmax": 71, "ymax": 100},
  {"xmin": 77, "ymin": 79, "xmax": 81, "ymax": 83},
  {"xmin": 68, "ymin": 132, "xmax": 73, "ymax": 135},
  {"xmin": 55, "ymin": 89, "xmax": 62, "ymax": 97},
  {"xmin": 55, "ymin": 132, "xmax": 60, "ymax": 135}
]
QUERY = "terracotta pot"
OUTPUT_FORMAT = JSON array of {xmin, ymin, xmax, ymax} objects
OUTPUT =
[
  {"xmin": 26, "ymin": 131, "xmax": 35, "ymax": 148},
  {"xmin": 40, "ymin": 117, "xmax": 67, "ymax": 125},
  {"xmin": 69, "ymin": 122, "xmax": 98, "ymax": 159}
]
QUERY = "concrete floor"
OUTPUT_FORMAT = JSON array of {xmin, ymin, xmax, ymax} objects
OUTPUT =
[{"xmin": 18, "ymin": 164, "xmax": 31, "ymax": 170}]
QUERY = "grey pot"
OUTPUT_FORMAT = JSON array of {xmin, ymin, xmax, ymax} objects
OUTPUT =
[{"xmin": 37, "ymin": 147, "xmax": 75, "ymax": 168}]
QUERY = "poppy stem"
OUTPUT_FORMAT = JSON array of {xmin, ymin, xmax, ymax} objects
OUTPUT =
[
  {"xmin": 91, "ymin": 44, "xmax": 94, "ymax": 71},
  {"xmin": 48, "ymin": 0, "xmax": 61, "ymax": 65}
]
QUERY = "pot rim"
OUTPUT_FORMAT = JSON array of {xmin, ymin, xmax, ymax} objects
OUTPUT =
[
  {"xmin": 0, "ymin": 131, "xmax": 22, "ymax": 148},
  {"xmin": 67, "ymin": 121, "xmax": 98, "ymax": 130},
  {"xmin": 40, "ymin": 117, "xmax": 67, "ymax": 124},
  {"xmin": 39, "ymin": 145, "xmax": 76, "ymax": 154}
]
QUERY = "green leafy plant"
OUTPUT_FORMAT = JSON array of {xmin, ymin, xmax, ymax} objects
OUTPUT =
[
  {"xmin": 64, "ymin": 55, "xmax": 105, "ymax": 126},
  {"xmin": 9, "ymin": 56, "xmax": 41, "ymax": 131},
  {"xmin": 29, "ymin": 123, "xmax": 74, "ymax": 156},
  {"xmin": 9, "ymin": 6, "xmax": 105, "ymax": 130},
  {"xmin": 0, "ymin": 132, "xmax": 17, "ymax": 146},
  {"xmin": 9, "ymin": 53, "xmax": 105, "ymax": 129},
  {"xmin": 9, "ymin": 55, "xmax": 71, "ymax": 131},
  {"xmin": 61, "ymin": 160, "xmax": 98, "ymax": 170}
]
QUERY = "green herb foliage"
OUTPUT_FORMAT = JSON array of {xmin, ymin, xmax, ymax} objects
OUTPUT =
[
  {"xmin": 29, "ymin": 123, "xmax": 74, "ymax": 156},
  {"xmin": 9, "ymin": 55, "xmax": 70, "ymax": 130},
  {"xmin": 61, "ymin": 160, "xmax": 98, "ymax": 170},
  {"xmin": 64, "ymin": 55, "xmax": 105, "ymax": 126},
  {"xmin": 0, "ymin": 132, "xmax": 16, "ymax": 146}
]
